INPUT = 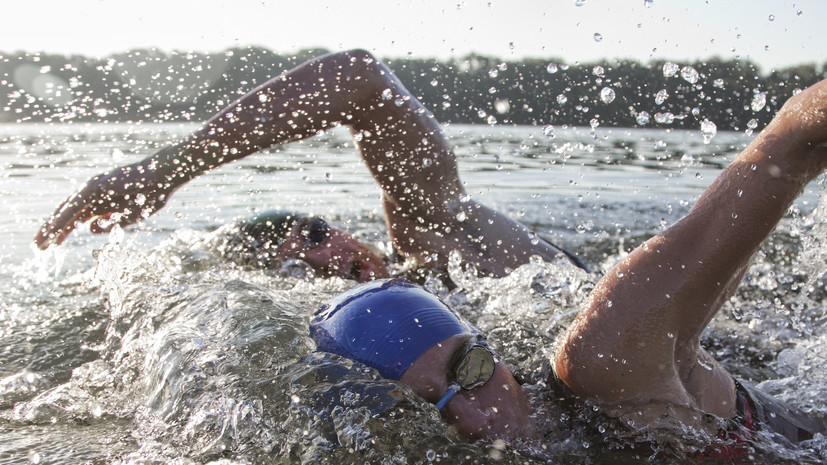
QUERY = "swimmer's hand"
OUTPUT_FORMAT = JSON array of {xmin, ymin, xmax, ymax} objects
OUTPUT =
[{"xmin": 34, "ymin": 160, "xmax": 173, "ymax": 249}]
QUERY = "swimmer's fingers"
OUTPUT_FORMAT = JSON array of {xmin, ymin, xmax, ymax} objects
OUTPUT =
[
  {"xmin": 34, "ymin": 161, "xmax": 169, "ymax": 249},
  {"xmin": 34, "ymin": 192, "xmax": 97, "ymax": 249}
]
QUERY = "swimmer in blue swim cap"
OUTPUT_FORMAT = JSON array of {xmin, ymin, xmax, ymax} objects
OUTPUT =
[
  {"xmin": 311, "ymin": 278, "xmax": 536, "ymax": 441},
  {"xmin": 222, "ymin": 210, "xmax": 387, "ymax": 282}
]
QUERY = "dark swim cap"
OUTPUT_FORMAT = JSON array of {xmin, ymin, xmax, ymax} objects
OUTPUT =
[
  {"xmin": 222, "ymin": 210, "xmax": 303, "ymax": 268},
  {"xmin": 239, "ymin": 210, "xmax": 301, "ymax": 244},
  {"xmin": 310, "ymin": 279, "xmax": 473, "ymax": 380}
]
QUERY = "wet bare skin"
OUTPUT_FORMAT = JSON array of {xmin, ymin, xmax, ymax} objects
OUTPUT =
[
  {"xmin": 554, "ymin": 78, "xmax": 827, "ymax": 426},
  {"xmin": 275, "ymin": 222, "xmax": 387, "ymax": 283},
  {"xmin": 400, "ymin": 335, "xmax": 537, "ymax": 442}
]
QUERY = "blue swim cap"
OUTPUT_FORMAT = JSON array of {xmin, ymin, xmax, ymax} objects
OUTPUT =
[{"xmin": 310, "ymin": 279, "xmax": 473, "ymax": 380}]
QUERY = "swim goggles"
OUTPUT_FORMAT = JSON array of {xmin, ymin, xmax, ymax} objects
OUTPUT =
[
  {"xmin": 435, "ymin": 335, "xmax": 497, "ymax": 410},
  {"xmin": 297, "ymin": 216, "xmax": 331, "ymax": 248}
]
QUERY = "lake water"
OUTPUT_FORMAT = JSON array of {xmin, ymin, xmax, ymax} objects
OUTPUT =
[{"xmin": 0, "ymin": 123, "xmax": 825, "ymax": 464}]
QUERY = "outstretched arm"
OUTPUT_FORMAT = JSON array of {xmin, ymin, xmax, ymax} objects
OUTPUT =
[
  {"xmin": 35, "ymin": 49, "xmax": 444, "ymax": 249},
  {"xmin": 34, "ymin": 49, "xmax": 580, "ymax": 278},
  {"xmin": 555, "ymin": 80, "xmax": 827, "ymax": 417}
]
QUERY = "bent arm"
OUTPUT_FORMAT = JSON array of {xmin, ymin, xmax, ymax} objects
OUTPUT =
[
  {"xmin": 35, "ymin": 49, "xmax": 437, "ymax": 248},
  {"xmin": 555, "ymin": 80, "xmax": 827, "ymax": 415}
]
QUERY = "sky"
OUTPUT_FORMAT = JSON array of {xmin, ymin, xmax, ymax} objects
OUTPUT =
[{"xmin": 1, "ymin": 0, "xmax": 823, "ymax": 71}]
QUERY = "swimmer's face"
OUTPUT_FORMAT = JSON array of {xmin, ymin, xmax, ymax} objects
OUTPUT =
[
  {"xmin": 277, "ymin": 216, "xmax": 388, "ymax": 282},
  {"xmin": 400, "ymin": 334, "xmax": 537, "ymax": 442}
]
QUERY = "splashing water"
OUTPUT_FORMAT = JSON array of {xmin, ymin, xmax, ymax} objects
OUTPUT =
[
  {"xmin": 700, "ymin": 119, "xmax": 717, "ymax": 144},
  {"xmin": 662, "ymin": 62, "xmax": 680, "ymax": 78},
  {"xmin": 681, "ymin": 66, "xmax": 700, "ymax": 84},
  {"xmin": 2, "ymin": 124, "xmax": 826, "ymax": 464},
  {"xmin": 752, "ymin": 92, "xmax": 768, "ymax": 112},
  {"xmin": 599, "ymin": 87, "xmax": 616, "ymax": 104}
]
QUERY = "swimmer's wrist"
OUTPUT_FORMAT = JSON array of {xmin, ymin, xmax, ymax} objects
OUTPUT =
[{"xmin": 147, "ymin": 142, "xmax": 195, "ymax": 189}]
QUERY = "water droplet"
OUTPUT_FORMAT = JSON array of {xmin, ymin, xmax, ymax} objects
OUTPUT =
[
  {"xmin": 737, "ymin": 189, "xmax": 743, "ymax": 198},
  {"xmin": 713, "ymin": 78, "xmax": 725, "ymax": 88},
  {"xmin": 542, "ymin": 124, "xmax": 555, "ymax": 138},
  {"xmin": 258, "ymin": 93, "xmax": 269, "ymax": 103},
  {"xmin": 592, "ymin": 65, "xmax": 605, "ymax": 77},
  {"xmin": 600, "ymin": 87, "xmax": 615, "ymax": 103},
  {"xmin": 700, "ymin": 119, "xmax": 717, "ymax": 144},
  {"xmin": 643, "ymin": 0, "xmax": 653, "ymax": 7},
  {"xmin": 590, "ymin": 118, "xmax": 600, "ymax": 130},
  {"xmin": 426, "ymin": 449, "xmax": 437, "ymax": 462},
  {"xmin": 494, "ymin": 98, "xmax": 510, "ymax": 114},
  {"xmin": 477, "ymin": 109, "xmax": 487, "ymax": 118},
  {"xmin": 680, "ymin": 66, "xmax": 699, "ymax": 84},
  {"xmin": 381, "ymin": 88, "xmax": 393, "ymax": 100},
  {"xmin": 28, "ymin": 451, "xmax": 41, "ymax": 464},
  {"xmin": 654, "ymin": 112, "xmax": 674, "ymax": 124},
  {"xmin": 135, "ymin": 193, "xmax": 146, "ymax": 206},
  {"xmin": 606, "ymin": 300, "xmax": 613, "ymax": 308},
  {"xmin": 667, "ymin": 332, "xmax": 674, "ymax": 339},
  {"xmin": 575, "ymin": 0, "xmax": 586, "ymax": 5},
  {"xmin": 486, "ymin": 115, "xmax": 497, "ymax": 125},
  {"xmin": 655, "ymin": 89, "xmax": 669, "ymax": 105},
  {"xmin": 546, "ymin": 63, "xmax": 559, "ymax": 74},
  {"xmin": 662, "ymin": 62, "xmax": 679, "ymax": 78},
  {"xmin": 488, "ymin": 67, "xmax": 499, "ymax": 78},
  {"xmin": 556, "ymin": 94, "xmax": 568, "ymax": 104},
  {"xmin": 324, "ymin": 173, "xmax": 333, "ymax": 182},
  {"xmin": 636, "ymin": 111, "xmax": 650, "ymax": 125},
  {"xmin": 89, "ymin": 401, "xmax": 103, "ymax": 418},
  {"xmin": 768, "ymin": 14, "xmax": 775, "ymax": 21},
  {"xmin": 456, "ymin": 211, "xmax": 467, "ymax": 222},
  {"xmin": 593, "ymin": 32, "xmax": 603, "ymax": 42},
  {"xmin": 751, "ymin": 92, "xmax": 767, "ymax": 112}
]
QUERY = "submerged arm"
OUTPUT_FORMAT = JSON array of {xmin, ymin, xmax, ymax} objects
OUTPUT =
[{"xmin": 555, "ymin": 80, "xmax": 827, "ymax": 415}]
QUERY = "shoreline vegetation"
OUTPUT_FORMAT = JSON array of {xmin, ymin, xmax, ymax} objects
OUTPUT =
[{"xmin": 1, "ymin": 46, "xmax": 824, "ymax": 132}]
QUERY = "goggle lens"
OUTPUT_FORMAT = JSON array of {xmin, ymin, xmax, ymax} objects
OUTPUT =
[
  {"xmin": 298, "ymin": 217, "xmax": 331, "ymax": 248},
  {"xmin": 455, "ymin": 345, "xmax": 496, "ymax": 390}
]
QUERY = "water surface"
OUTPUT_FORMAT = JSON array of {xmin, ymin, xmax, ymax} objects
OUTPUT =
[{"xmin": 1, "ymin": 123, "xmax": 825, "ymax": 464}]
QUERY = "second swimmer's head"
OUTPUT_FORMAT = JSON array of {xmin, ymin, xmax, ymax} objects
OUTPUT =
[{"xmin": 223, "ymin": 210, "xmax": 387, "ymax": 282}]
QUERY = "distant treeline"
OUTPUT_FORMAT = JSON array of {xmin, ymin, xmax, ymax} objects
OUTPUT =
[{"xmin": 1, "ymin": 46, "xmax": 824, "ymax": 131}]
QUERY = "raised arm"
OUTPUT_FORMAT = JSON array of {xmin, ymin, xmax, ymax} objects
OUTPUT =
[
  {"xmin": 34, "ymin": 49, "xmax": 581, "ymax": 278},
  {"xmin": 34, "ymin": 49, "xmax": 445, "ymax": 249},
  {"xmin": 555, "ymin": 80, "xmax": 827, "ymax": 417}
]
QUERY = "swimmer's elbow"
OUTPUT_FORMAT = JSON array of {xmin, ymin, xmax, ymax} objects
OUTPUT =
[
  {"xmin": 553, "ymin": 331, "xmax": 593, "ymax": 396},
  {"xmin": 343, "ymin": 48, "xmax": 377, "ymax": 62}
]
